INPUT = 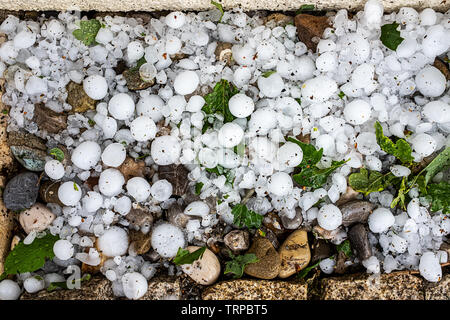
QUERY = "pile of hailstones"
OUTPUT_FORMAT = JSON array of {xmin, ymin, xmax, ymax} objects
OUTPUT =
[{"xmin": 0, "ymin": 0, "xmax": 449, "ymax": 300}]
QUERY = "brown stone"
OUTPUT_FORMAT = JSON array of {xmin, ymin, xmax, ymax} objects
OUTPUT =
[
  {"xmin": 214, "ymin": 42, "xmax": 233, "ymax": 66},
  {"xmin": 321, "ymin": 272, "xmax": 425, "ymax": 300},
  {"xmin": 125, "ymin": 204, "xmax": 154, "ymax": 228},
  {"xmin": 311, "ymin": 238, "xmax": 333, "ymax": 263},
  {"xmin": 433, "ymin": 57, "xmax": 450, "ymax": 81},
  {"xmin": 123, "ymin": 68, "xmax": 154, "ymax": 91},
  {"xmin": 340, "ymin": 200, "xmax": 375, "ymax": 227},
  {"xmin": 348, "ymin": 223, "xmax": 372, "ymax": 261},
  {"xmin": 202, "ymin": 279, "xmax": 307, "ymax": 300},
  {"xmin": 295, "ymin": 133, "xmax": 310, "ymax": 144},
  {"xmin": 224, "ymin": 230, "xmax": 250, "ymax": 254},
  {"xmin": 66, "ymin": 81, "xmax": 96, "ymax": 113},
  {"xmin": 264, "ymin": 13, "xmax": 294, "ymax": 27},
  {"xmin": 336, "ymin": 186, "xmax": 360, "ymax": 206},
  {"xmin": 244, "ymin": 237, "xmax": 281, "ymax": 280},
  {"xmin": 129, "ymin": 229, "xmax": 151, "ymax": 255},
  {"xmin": 294, "ymin": 14, "xmax": 331, "ymax": 52},
  {"xmin": 118, "ymin": 157, "xmax": 148, "ymax": 181},
  {"xmin": 32, "ymin": 103, "xmax": 67, "ymax": 134},
  {"xmin": 39, "ymin": 180, "xmax": 64, "ymax": 206},
  {"xmin": 262, "ymin": 211, "xmax": 286, "ymax": 237},
  {"xmin": 181, "ymin": 246, "xmax": 221, "ymax": 285},
  {"xmin": 278, "ymin": 230, "xmax": 311, "ymax": 278}
]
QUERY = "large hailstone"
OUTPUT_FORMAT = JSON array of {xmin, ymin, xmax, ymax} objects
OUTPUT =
[
  {"xmin": 151, "ymin": 136, "xmax": 181, "ymax": 165},
  {"xmin": 411, "ymin": 133, "xmax": 437, "ymax": 157},
  {"xmin": 58, "ymin": 181, "xmax": 82, "ymax": 206},
  {"xmin": 415, "ymin": 66, "xmax": 446, "ymax": 97},
  {"xmin": 422, "ymin": 101, "xmax": 450, "ymax": 124},
  {"xmin": 136, "ymin": 94, "xmax": 164, "ymax": 122},
  {"xmin": 368, "ymin": 208, "xmax": 395, "ymax": 233},
  {"xmin": 126, "ymin": 177, "xmax": 151, "ymax": 202},
  {"xmin": 301, "ymin": 76, "xmax": 337, "ymax": 104},
  {"xmin": 122, "ymin": 272, "xmax": 148, "ymax": 300},
  {"xmin": 257, "ymin": 73, "xmax": 284, "ymax": 98},
  {"xmin": 343, "ymin": 99, "xmax": 372, "ymax": 125},
  {"xmin": 108, "ymin": 93, "xmax": 135, "ymax": 120},
  {"xmin": 165, "ymin": 11, "xmax": 186, "ymax": 29},
  {"xmin": 101, "ymin": 143, "xmax": 126, "ymax": 167},
  {"xmin": 83, "ymin": 75, "xmax": 108, "ymax": 100},
  {"xmin": 53, "ymin": 239, "xmax": 74, "ymax": 260},
  {"xmin": 338, "ymin": 33, "xmax": 371, "ymax": 64},
  {"xmin": 228, "ymin": 93, "xmax": 254, "ymax": 118},
  {"xmin": 248, "ymin": 108, "xmax": 277, "ymax": 135},
  {"xmin": 317, "ymin": 204, "xmax": 342, "ymax": 231},
  {"xmin": 0, "ymin": 280, "xmax": 21, "ymax": 300},
  {"xmin": 173, "ymin": 71, "xmax": 199, "ymax": 95},
  {"xmin": 419, "ymin": 252, "xmax": 442, "ymax": 282},
  {"xmin": 267, "ymin": 172, "xmax": 293, "ymax": 197},
  {"xmin": 130, "ymin": 116, "xmax": 157, "ymax": 142},
  {"xmin": 71, "ymin": 141, "xmax": 101, "ymax": 170},
  {"xmin": 82, "ymin": 191, "xmax": 103, "ymax": 213},
  {"xmin": 277, "ymin": 142, "xmax": 303, "ymax": 167},
  {"xmin": 98, "ymin": 168, "xmax": 125, "ymax": 197},
  {"xmin": 44, "ymin": 160, "xmax": 65, "ymax": 180},
  {"xmin": 151, "ymin": 223, "xmax": 186, "ymax": 258},
  {"xmin": 217, "ymin": 123, "xmax": 244, "ymax": 148},
  {"xmin": 97, "ymin": 226, "xmax": 129, "ymax": 257}
]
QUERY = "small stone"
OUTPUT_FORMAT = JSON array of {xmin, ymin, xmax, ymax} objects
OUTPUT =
[
  {"xmin": 129, "ymin": 229, "xmax": 151, "ymax": 255},
  {"xmin": 123, "ymin": 68, "xmax": 154, "ymax": 91},
  {"xmin": 214, "ymin": 42, "xmax": 233, "ymax": 66},
  {"xmin": 334, "ymin": 250, "xmax": 349, "ymax": 274},
  {"xmin": 66, "ymin": 81, "xmax": 97, "ymax": 113},
  {"xmin": 125, "ymin": 204, "xmax": 154, "ymax": 229},
  {"xmin": 244, "ymin": 237, "xmax": 281, "ymax": 280},
  {"xmin": 339, "ymin": 200, "xmax": 375, "ymax": 227},
  {"xmin": 3, "ymin": 172, "xmax": 40, "ymax": 211},
  {"xmin": 312, "ymin": 225, "xmax": 343, "ymax": 241},
  {"xmin": 335, "ymin": 186, "xmax": 359, "ymax": 206},
  {"xmin": 167, "ymin": 202, "xmax": 191, "ymax": 229},
  {"xmin": 264, "ymin": 13, "xmax": 294, "ymax": 27},
  {"xmin": 348, "ymin": 223, "xmax": 372, "ymax": 261},
  {"xmin": 19, "ymin": 203, "xmax": 56, "ymax": 234},
  {"xmin": 294, "ymin": 14, "xmax": 331, "ymax": 52},
  {"xmin": 118, "ymin": 157, "xmax": 150, "ymax": 182},
  {"xmin": 39, "ymin": 180, "xmax": 64, "ymax": 206},
  {"xmin": 224, "ymin": 230, "xmax": 250, "ymax": 254},
  {"xmin": 311, "ymin": 239, "xmax": 333, "ymax": 263},
  {"xmin": 32, "ymin": 103, "xmax": 67, "ymax": 134},
  {"xmin": 278, "ymin": 229, "xmax": 311, "ymax": 278},
  {"xmin": 281, "ymin": 208, "xmax": 303, "ymax": 229},
  {"xmin": 8, "ymin": 131, "xmax": 47, "ymax": 172},
  {"xmin": 263, "ymin": 212, "xmax": 286, "ymax": 237},
  {"xmin": 158, "ymin": 164, "xmax": 189, "ymax": 196},
  {"xmin": 295, "ymin": 133, "xmax": 311, "ymax": 144},
  {"xmin": 181, "ymin": 246, "xmax": 221, "ymax": 285}
]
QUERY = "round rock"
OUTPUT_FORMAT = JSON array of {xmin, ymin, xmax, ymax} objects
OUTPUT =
[
  {"xmin": 3, "ymin": 172, "xmax": 40, "ymax": 211},
  {"xmin": 278, "ymin": 229, "xmax": 311, "ymax": 278},
  {"xmin": 244, "ymin": 237, "xmax": 281, "ymax": 280},
  {"xmin": 19, "ymin": 203, "xmax": 56, "ymax": 234},
  {"xmin": 181, "ymin": 246, "xmax": 221, "ymax": 285}
]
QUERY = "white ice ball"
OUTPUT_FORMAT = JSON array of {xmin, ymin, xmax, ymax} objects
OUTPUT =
[
  {"xmin": 71, "ymin": 141, "xmax": 101, "ymax": 170},
  {"xmin": 228, "ymin": 93, "xmax": 254, "ymax": 118},
  {"xmin": 44, "ymin": 160, "xmax": 65, "ymax": 180},
  {"xmin": 277, "ymin": 141, "xmax": 303, "ymax": 167},
  {"xmin": 23, "ymin": 276, "xmax": 45, "ymax": 294},
  {"xmin": 415, "ymin": 66, "xmax": 446, "ymax": 97},
  {"xmin": 0, "ymin": 280, "xmax": 21, "ymax": 300},
  {"xmin": 165, "ymin": 35, "xmax": 182, "ymax": 55},
  {"xmin": 151, "ymin": 223, "xmax": 186, "ymax": 258},
  {"xmin": 186, "ymin": 95, "xmax": 205, "ymax": 113},
  {"xmin": 184, "ymin": 201, "xmax": 210, "ymax": 217},
  {"xmin": 317, "ymin": 204, "xmax": 343, "ymax": 231},
  {"xmin": 46, "ymin": 20, "xmax": 65, "ymax": 39},
  {"xmin": 13, "ymin": 29, "xmax": 36, "ymax": 49},
  {"xmin": 301, "ymin": 76, "xmax": 337, "ymax": 104},
  {"xmin": 319, "ymin": 258, "xmax": 336, "ymax": 274},
  {"xmin": 419, "ymin": 252, "xmax": 442, "ymax": 282},
  {"xmin": 343, "ymin": 99, "xmax": 372, "ymax": 125},
  {"xmin": 267, "ymin": 172, "xmax": 293, "ymax": 197},
  {"xmin": 127, "ymin": 41, "xmax": 144, "ymax": 61},
  {"xmin": 136, "ymin": 94, "xmax": 164, "ymax": 122},
  {"xmin": 173, "ymin": 71, "xmax": 199, "ymax": 95},
  {"xmin": 130, "ymin": 116, "xmax": 157, "ymax": 142},
  {"xmin": 98, "ymin": 168, "xmax": 125, "ymax": 197},
  {"xmin": 82, "ymin": 191, "xmax": 103, "ymax": 213},
  {"xmin": 102, "ymin": 143, "xmax": 126, "ymax": 167},
  {"xmin": 257, "ymin": 73, "xmax": 284, "ymax": 98},
  {"xmin": 122, "ymin": 272, "xmax": 148, "ymax": 300},
  {"xmin": 114, "ymin": 196, "xmax": 132, "ymax": 216},
  {"xmin": 165, "ymin": 12, "xmax": 186, "ymax": 29},
  {"xmin": 422, "ymin": 101, "xmax": 450, "ymax": 124},
  {"xmin": 150, "ymin": 179, "xmax": 173, "ymax": 202},
  {"xmin": 95, "ymin": 27, "xmax": 113, "ymax": 44},
  {"xmin": 58, "ymin": 181, "xmax": 82, "ymax": 206},
  {"xmin": 53, "ymin": 239, "xmax": 74, "ymax": 260},
  {"xmin": 248, "ymin": 108, "xmax": 277, "ymax": 135},
  {"xmin": 368, "ymin": 208, "xmax": 395, "ymax": 233},
  {"xmin": 411, "ymin": 133, "xmax": 437, "ymax": 157},
  {"xmin": 151, "ymin": 136, "xmax": 181, "ymax": 165},
  {"xmin": 126, "ymin": 177, "xmax": 151, "ymax": 202},
  {"xmin": 83, "ymin": 75, "xmax": 108, "ymax": 100},
  {"xmin": 108, "ymin": 93, "xmax": 135, "ymax": 120},
  {"xmin": 217, "ymin": 122, "xmax": 244, "ymax": 148},
  {"xmin": 97, "ymin": 226, "xmax": 129, "ymax": 257}
]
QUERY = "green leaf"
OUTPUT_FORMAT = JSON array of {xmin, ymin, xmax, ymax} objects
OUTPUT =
[
  {"xmin": 391, "ymin": 176, "xmax": 408, "ymax": 209},
  {"xmin": 202, "ymin": 79, "xmax": 239, "ymax": 123},
  {"xmin": 297, "ymin": 260, "xmax": 321, "ymax": 279},
  {"xmin": 374, "ymin": 121, "xmax": 414, "ymax": 164},
  {"xmin": 262, "ymin": 70, "xmax": 276, "ymax": 78},
  {"xmin": 336, "ymin": 240, "xmax": 352, "ymax": 258},
  {"xmin": 88, "ymin": 119, "xmax": 96, "ymax": 127},
  {"xmin": 233, "ymin": 141, "xmax": 245, "ymax": 157},
  {"xmin": 231, "ymin": 204, "xmax": 264, "ymax": 229},
  {"xmin": 211, "ymin": 0, "xmax": 224, "ymax": 22},
  {"xmin": 49, "ymin": 147, "xmax": 65, "ymax": 162},
  {"xmin": 206, "ymin": 165, "xmax": 235, "ymax": 185},
  {"xmin": 287, "ymin": 137, "xmax": 323, "ymax": 169},
  {"xmin": 348, "ymin": 168, "xmax": 397, "ymax": 196},
  {"xmin": 380, "ymin": 22, "xmax": 404, "ymax": 51},
  {"xmin": 338, "ymin": 91, "xmax": 345, "ymax": 99},
  {"xmin": 195, "ymin": 182, "xmax": 204, "ymax": 195},
  {"xmin": 136, "ymin": 153, "xmax": 149, "ymax": 160},
  {"xmin": 423, "ymin": 147, "xmax": 450, "ymax": 186},
  {"xmin": 72, "ymin": 19, "xmax": 102, "ymax": 46},
  {"xmin": 4, "ymin": 233, "xmax": 59, "ymax": 275},
  {"xmin": 224, "ymin": 251, "xmax": 259, "ymax": 279},
  {"xmin": 47, "ymin": 274, "xmax": 91, "ymax": 292},
  {"xmin": 129, "ymin": 56, "xmax": 147, "ymax": 72},
  {"xmin": 173, "ymin": 247, "xmax": 206, "ymax": 266},
  {"xmin": 73, "ymin": 182, "xmax": 79, "ymax": 191},
  {"xmin": 423, "ymin": 182, "xmax": 450, "ymax": 214}
]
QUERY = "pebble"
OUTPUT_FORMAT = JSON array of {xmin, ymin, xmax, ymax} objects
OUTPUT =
[
  {"xmin": 3, "ymin": 172, "xmax": 40, "ymax": 211},
  {"xmin": 244, "ymin": 237, "xmax": 281, "ymax": 280},
  {"xmin": 339, "ymin": 200, "xmax": 375, "ymax": 227},
  {"xmin": 348, "ymin": 223, "xmax": 372, "ymax": 261},
  {"xmin": 39, "ymin": 180, "xmax": 64, "ymax": 206},
  {"xmin": 278, "ymin": 230, "xmax": 311, "ymax": 278},
  {"xmin": 224, "ymin": 230, "xmax": 250, "ymax": 254},
  {"xmin": 123, "ymin": 68, "xmax": 154, "ymax": 91},
  {"xmin": 8, "ymin": 131, "xmax": 47, "ymax": 172},
  {"xmin": 66, "ymin": 81, "xmax": 97, "ymax": 113},
  {"xmin": 129, "ymin": 229, "xmax": 151, "ymax": 255},
  {"xmin": 181, "ymin": 246, "xmax": 221, "ymax": 285},
  {"xmin": 32, "ymin": 103, "xmax": 67, "ymax": 134},
  {"xmin": 19, "ymin": 203, "xmax": 56, "ymax": 234}
]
